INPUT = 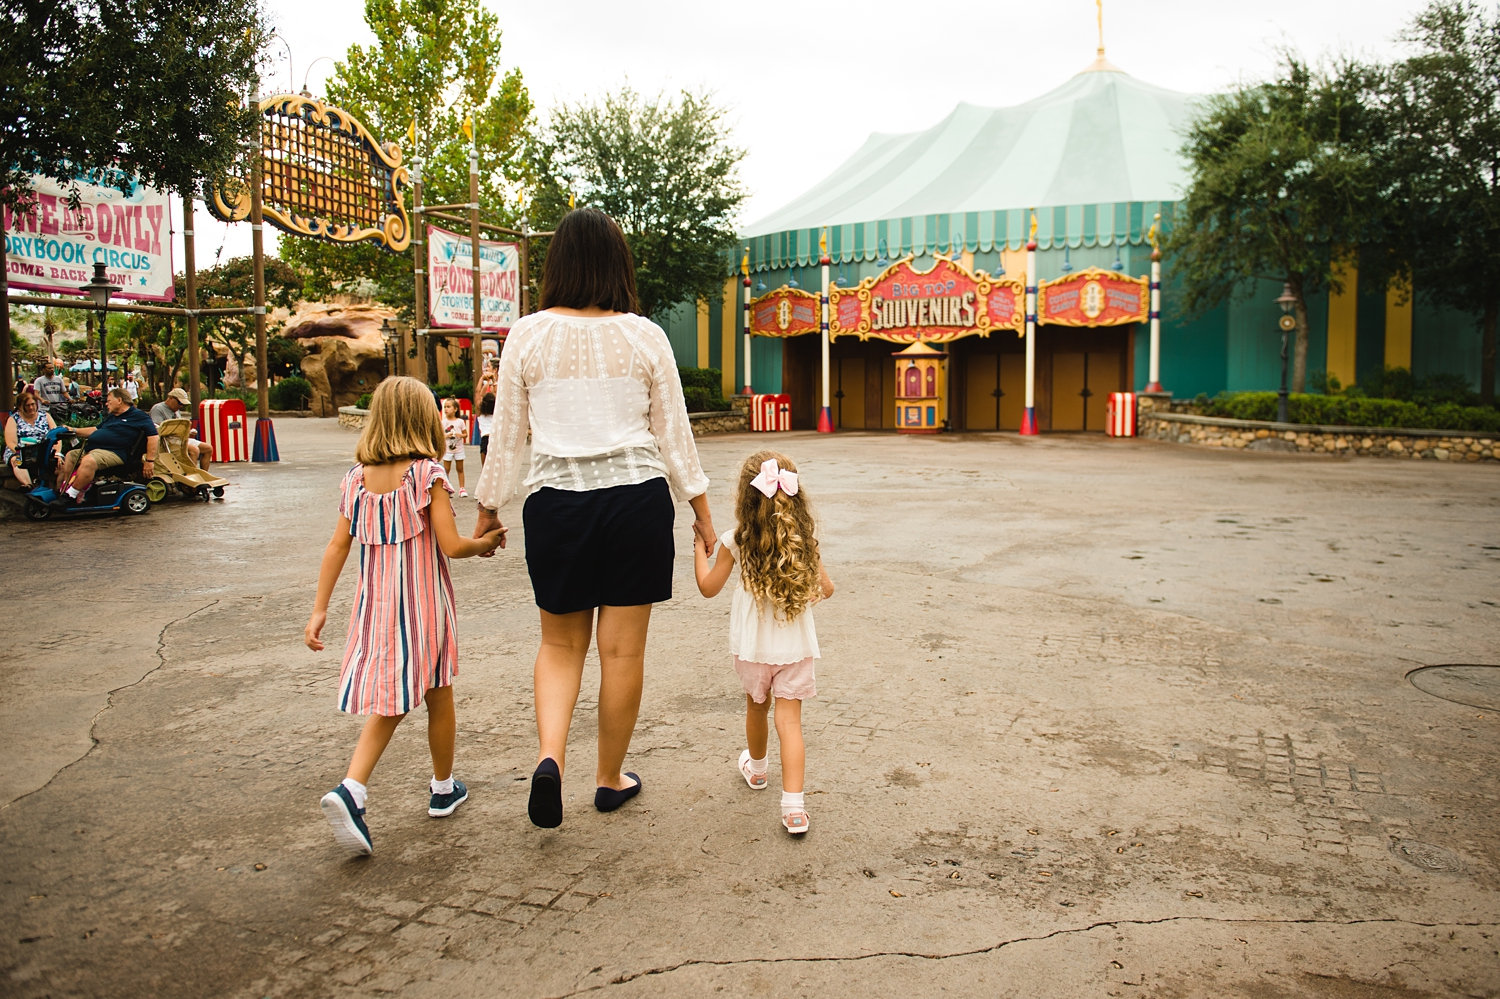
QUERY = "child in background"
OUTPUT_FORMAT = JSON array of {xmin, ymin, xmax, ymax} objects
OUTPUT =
[
  {"xmin": 695, "ymin": 451, "xmax": 834, "ymax": 834},
  {"xmin": 305, "ymin": 376, "xmax": 505, "ymax": 856},
  {"xmin": 476, "ymin": 392, "xmax": 495, "ymax": 468},
  {"xmin": 440, "ymin": 397, "xmax": 468, "ymax": 497}
]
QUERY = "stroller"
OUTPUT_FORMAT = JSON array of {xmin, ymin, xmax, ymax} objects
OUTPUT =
[
  {"xmin": 147, "ymin": 418, "xmax": 228, "ymax": 502},
  {"xmin": 20, "ymin": 426, "xmax": 152, "ymax": 520}
]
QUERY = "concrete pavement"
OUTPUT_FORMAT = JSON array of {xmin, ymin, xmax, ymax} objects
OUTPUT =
[{"xmin": 1, "ymin": 419, "xmax": 1497, "ymax": 998}]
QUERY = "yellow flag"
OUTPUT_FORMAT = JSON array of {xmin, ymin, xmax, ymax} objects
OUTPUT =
[
  {"xmin": 461, "ymin": 115, "xmax": 473, "ymax": 141},
  {"xmin": 407, "ymin": 119, "xmax": 416, "ymax": 146},
  {"xmin": 568, "ymin": 192, "xmax": 576, "ymax": 209},
  {"xmin": 1029, "ymin": 210, "xmax": 1038, "ymax": 242}
]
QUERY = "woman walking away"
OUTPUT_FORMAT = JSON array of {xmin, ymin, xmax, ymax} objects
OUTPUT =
[
  {"xmin": 473, "ymin": 207, "xmax": 716, "ymax": 829},
  {"xmin": 695, "ymin": 451, "xmax": 834, "ymax": 834},
  {"xmin": 305, "ymin": 376, "xmax": 505, "ymax": 856}
]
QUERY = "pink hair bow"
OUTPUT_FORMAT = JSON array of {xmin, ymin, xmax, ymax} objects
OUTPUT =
[{"xmin": 750, "ymin": 458, "xmax": 798, "ymax": 498}]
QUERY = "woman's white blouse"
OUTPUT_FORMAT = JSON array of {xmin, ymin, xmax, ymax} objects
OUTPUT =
[{"xmin": 473, "ymin": 310, "xmax": 710, "ymax": 510}]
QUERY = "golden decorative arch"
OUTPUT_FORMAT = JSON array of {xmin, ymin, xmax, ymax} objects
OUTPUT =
[{"xmin": 207, "ymin": 94, "xmax": 412, "ymax": 252}]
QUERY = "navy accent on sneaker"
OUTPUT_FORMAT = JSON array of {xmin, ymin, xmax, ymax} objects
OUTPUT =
[
  {"xmin": 428, "ymin": 778, "xmax": 469, "ymax": 817},
  {"xmin": 320, "ymin": 784, "xmax": 372, "ymax": 856},
  {"xmin": 528, "ymin": 757, "xmax": 562, "ymax": 828},
  {"xmin": 594, "ymin": 773, "xmax": 641, "ymax": 812}
]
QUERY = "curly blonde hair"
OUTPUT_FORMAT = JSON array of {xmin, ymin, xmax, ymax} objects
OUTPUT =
[
  {"xmin": 733, "ymin": 450, "xmax": 822, "ymax": 622},
  {"xmin": 355, "ymin": 376, "xmax": 444, "ymax": 464}
]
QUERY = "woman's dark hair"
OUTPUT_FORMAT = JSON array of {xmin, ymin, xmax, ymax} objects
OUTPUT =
[
  {"xmin": 539, "ymin": 208, "xmax": 640, "ymax": 314},
  {"xmin": 480, "ymin": 392, "xmax": 495, "ymax": 416}
]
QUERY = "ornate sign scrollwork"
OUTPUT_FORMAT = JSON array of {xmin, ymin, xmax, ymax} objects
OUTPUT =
[{"xmin": 207, "ymin": 94, "xmax": 411, "ymax": 252}]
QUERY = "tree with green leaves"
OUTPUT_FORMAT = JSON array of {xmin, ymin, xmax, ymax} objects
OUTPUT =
[
  {"xmin": 0, "ymin": 0, "xmax": 266, "ymax": 409},
  {"xmin": 278, "ymin": 0, "xmax": 534, "ymax": 311},
  {"xmin": 1166, "ymin": 56, "xmax": 1378, "ymax": 392},
  {"xmin": 533, "ymin": 88, "xmax": 746, "ymax": 320},
  {"xmin": 1363, "ymin": 0, "xmax": 1500, "ymax": 406},
  {"xmin": 194, "ymin": 257, "xmax": 305, "ymax": 388}
]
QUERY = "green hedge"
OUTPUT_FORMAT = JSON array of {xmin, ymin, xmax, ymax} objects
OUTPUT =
[
  {"xmin": 679, "ymin": 367, "xmax": 731, "ymax": 412},
  {"xmin": 1199, "ymin": 392, "xmax": 1500, "ymax": 433},
  {"xmin": 269, "ymin": 376, "xmax": 311, "ymax": 411}
]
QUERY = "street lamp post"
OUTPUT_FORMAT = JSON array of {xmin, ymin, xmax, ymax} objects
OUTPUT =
[
  {"xmin": 1275, "ymin": 283, "xmax": 1297, "ymax": 424},
  {"xmin": 79, "ymin": 262, "xmax": 120, "ymax": 397},
  {"xmin": 380, "ymin": 319, "xmax": 396, "ymax": 378}
]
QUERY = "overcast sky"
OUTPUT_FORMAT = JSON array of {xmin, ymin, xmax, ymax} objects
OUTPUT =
[{"xmin": 180, "ymin": 0, "xmax": 1433, "ymax": 269}]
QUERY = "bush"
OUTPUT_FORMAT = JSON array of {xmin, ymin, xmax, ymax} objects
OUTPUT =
[
  {"xmin": 431, "ymin": 382, "xmax": 473, "ymax": 403},
  {"xmin": 269, "ymin": 376, "xmax": 311, "ymax": 411},
  {"xmin": 354, "ymin": 392, "xmax": 373, "ymax": 410},
  {"xmin": 678, "ymin": 367, "xmax": 731, "ymax": 412}
]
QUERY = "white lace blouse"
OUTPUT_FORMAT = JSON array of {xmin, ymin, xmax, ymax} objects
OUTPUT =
[{"xmin": 473, "ymin": 310, "xmax": 710, "ymax": 510}]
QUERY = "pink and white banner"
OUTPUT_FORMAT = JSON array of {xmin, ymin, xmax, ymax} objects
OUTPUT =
[
  {"xmin": 427, "ymin": 224, "xmax": 519, "ymax": 332},
  {"xmin": 3, "ymin": 171, "xmax": 175, "ymax": 301}
]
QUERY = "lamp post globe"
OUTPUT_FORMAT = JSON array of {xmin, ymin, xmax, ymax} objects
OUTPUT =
[{"xmin": 1274, "ymin": 283, "xmax": 1297, "ymax": 424}]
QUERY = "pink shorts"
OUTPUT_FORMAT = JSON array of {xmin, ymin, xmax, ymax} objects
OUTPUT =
[{"xmin": 735, "ymin": 656, "xmax": 817, "ymax": 703}]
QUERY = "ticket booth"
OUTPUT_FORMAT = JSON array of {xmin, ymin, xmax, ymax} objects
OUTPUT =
[{"xmin": 892, "ymin": 341, "xmax": 948, "ymax": 434}]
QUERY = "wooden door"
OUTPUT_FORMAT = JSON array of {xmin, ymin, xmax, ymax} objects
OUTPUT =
[{"xmin": 835, "ymin": 355, "xmax": 867, "ymax": 429}]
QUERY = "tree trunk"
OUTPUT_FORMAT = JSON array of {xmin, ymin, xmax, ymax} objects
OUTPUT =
[
  {"xmin": 1289, "ymin": 274, "xmax": 1309, "ymax": 394},
  {"xmin": 1482, "ymin": 294, "xmax": 1497, "ymax": 408}
]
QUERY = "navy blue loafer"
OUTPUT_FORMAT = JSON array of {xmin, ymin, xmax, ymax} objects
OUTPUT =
[{"xmin": 594, "ymin": 773, "xmax": 641, "ymax": 813}]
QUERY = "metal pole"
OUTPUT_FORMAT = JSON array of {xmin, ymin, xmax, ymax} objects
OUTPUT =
[
  {"xmin": 1, "ymin": 205, "xmax": 12, "ymax": 412},
  {"xmin": 412, "ymin": 160, "xmax": 426, "ymax": 384},
  {"xmin": 1146, "ymin": 213, "xmax": 1163, "ymax": 393},
  {"xmin": 251, "ymin": 154, "xmax": 268, "ymax": 419},
  {"xmin": 519, "ymin": 230, "xmax": 530, "ymax": 317},
  {"xmin": 740, "ymin": 249, "xmax": 752, "ymax": 395},
  {"xmin": 1278, "ymin": 326, "xmax": 1290, "ymax": 424},
  {"xmin": 182, "ymin": 190, "xmax": 203, "ymax": 408},
  {"xmin": 817, "ymin": 230, "xmax": 833, "ymax": 433},
  {"xmin": 468, "ymin": 144, "xmax": 483, "ymax": 395},
  {"xmin": 1020, "ymin": 212, "xmax": 1039, "ymax": 435}
]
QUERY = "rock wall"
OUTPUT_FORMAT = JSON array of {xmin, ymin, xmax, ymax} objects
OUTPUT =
[
  {"xmin": 287, "ymin": 304, "xmax": 395, "ymax": 415},
  {"xmin": 1138, "ymin": 409, "xmax": 1498, "ymax": 463}
]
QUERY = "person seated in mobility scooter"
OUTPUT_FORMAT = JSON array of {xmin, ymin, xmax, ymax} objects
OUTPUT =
[{"xmin": 23, "ymin": 388, "xmax": 156, "ymax": 518}]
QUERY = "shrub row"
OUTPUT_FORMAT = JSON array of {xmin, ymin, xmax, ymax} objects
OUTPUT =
[{"xmin": 1199, "ymin": 391, "xmax": 1500, "ymax": 432}]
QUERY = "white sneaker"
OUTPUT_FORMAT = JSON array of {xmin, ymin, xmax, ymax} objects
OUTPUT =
[{"xmin": 459, "ymin": 489, "xmax": 468, "ymax": 497}]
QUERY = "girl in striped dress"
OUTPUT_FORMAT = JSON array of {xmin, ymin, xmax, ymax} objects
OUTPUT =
[{"xmin": 305, "ymin": 376, "xmax": 506, "ymax": 856}]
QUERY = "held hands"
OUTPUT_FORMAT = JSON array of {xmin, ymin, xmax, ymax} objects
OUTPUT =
[
  {"xmin": 477, "ymin": 526, "xmax": 507, "ymax": 555},
  {"xmin": 474, "ymin": 506, "xmax": 505, "ymax": 557},
  {"xmin": 304, "ymin": 610, "xmax": 327, "ymax": 651},
  {"xmin": 692, "ymin": 516, "xmax": 716, "ymax": 557}
]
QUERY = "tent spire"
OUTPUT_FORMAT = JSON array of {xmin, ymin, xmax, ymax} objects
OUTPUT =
[{"xmin": 1081, "ymin": 0, "xmax": 1124, "ymax": 74}]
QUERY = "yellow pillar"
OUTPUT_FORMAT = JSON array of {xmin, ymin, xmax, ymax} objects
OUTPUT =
[
  {"xmin": 696, "ymin": 299, "xmax": 710, "ymax": 368},
  {"xmin": 1325, "ymin": 254, "xmax": 1358, "ymax": 389},
  {"xmin": 1384, "ymin": 278, "xmax": 1414, "ymax": 371},
  {"xmin": 720, "ymin": 277, "xmax": 739, "ymax": 398}
]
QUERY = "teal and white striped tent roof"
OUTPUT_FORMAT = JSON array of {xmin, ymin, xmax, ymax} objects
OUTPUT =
[{"xmin": 741, "ymin": 61, "xmax": 1202, "ymax": 269}]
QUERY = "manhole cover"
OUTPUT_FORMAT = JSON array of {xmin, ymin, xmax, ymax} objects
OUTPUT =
[
  {"xmin": 1406, "ymin": 664, "xmax": 1500, "ymax": 711},
  {"xmin": 1390, "ymin": 839, "xmax": 1467, "ymax": 874}
]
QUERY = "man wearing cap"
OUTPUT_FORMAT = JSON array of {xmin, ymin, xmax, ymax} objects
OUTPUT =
[{"xmin": 149, "ymin": 387, "xmax": 214, "ymax": 471}]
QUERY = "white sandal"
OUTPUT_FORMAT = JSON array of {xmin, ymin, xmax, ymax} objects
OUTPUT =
[
  {"xmin": 738, "ymin": 749, "xmax": 768, "ymax": 790},
  {"xmin": 781, "ymin": 809, "xmax": 810, "ymax": 834}
]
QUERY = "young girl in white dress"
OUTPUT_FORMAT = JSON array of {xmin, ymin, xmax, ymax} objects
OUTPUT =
[
  {"xmin": 440, "ymin": 397, "xmax": 468, "ymax": 497},
  {"xmin": 695, "ymin": 451, "xmax": 834, "ymax": 834}
]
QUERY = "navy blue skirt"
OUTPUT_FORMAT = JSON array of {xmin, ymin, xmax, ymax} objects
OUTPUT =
[{"xmin": 522, "ymin": 478, "xmax": 675, "ymax": 614}]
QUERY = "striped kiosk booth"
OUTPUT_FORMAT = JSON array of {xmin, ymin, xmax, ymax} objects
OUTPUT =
[
  {"xmin": 1106, "ymin": 392, "xmax": 1137, "ymax": 437},
  {"xmin": 199, "ymin": 399, "xmax": 251, "ymax": 461},
  {"xmin": 750, "ymin": 393, "xmax": 792, "ymax": 432}
]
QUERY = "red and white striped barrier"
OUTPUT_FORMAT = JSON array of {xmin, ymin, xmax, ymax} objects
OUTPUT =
[
  {"xmin": 750, "ymin": 393, "xmax": 791, "ymax": 432},
  {"xmin": 199, "ymin": 399, "xmax": 251, "ymax": 461},
  {"xmin": 1106, "ymin": 392, "xmax": 1137, "ymax": 437}
]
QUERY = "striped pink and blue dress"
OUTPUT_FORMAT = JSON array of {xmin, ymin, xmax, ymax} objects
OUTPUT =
[{"xmin": 336, "ymin": 459, "xmax": 457, "ymax": 715}]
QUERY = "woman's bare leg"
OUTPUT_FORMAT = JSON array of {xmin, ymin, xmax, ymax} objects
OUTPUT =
[
  {"xmin": 594, "ymin": 603, "xmax": 651, "ymax": 790},
  {"xmin": 535, "ymin": 609, "xmax": 593, "ymax": 775}
]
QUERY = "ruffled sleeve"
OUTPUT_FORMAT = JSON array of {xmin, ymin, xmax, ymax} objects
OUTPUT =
[
  {"xmin": 718, "ymin": 528, "xmax": 738, "ymax": 563},
  {"xmin": 346, "ymin": 460, "xmax": 450, "ymax": 545}
]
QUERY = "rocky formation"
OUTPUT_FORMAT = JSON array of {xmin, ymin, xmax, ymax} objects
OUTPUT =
[{"xmin": 285, "ymin": 304, "xmax": 395, "ymax": 415}]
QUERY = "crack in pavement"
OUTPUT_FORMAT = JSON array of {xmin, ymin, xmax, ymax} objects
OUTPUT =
[
  {"xmin": 2, "ymin": 599, "xmax": 220, "ymax": 810},
  {"xmin": 549, "ymin": 917, "xmax": 1500, "ymax": 997}
]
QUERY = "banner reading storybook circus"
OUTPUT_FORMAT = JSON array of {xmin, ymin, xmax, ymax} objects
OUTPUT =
[
  {"xmin": 426, "ymin": 225, "xmax": 520, "ymax": 333},
  {"xmin": 3, "ymin": 172, "xmax": 174, "ymax": 301}
]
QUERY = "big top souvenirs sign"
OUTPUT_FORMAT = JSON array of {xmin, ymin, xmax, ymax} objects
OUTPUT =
[
  {"xmin": 1037, "ymin": 267, "xmax": 1148, "ymax": 326},
  {"xmin": 826, "ymin": 257, "xmax": 1022, "ymax": 343}
]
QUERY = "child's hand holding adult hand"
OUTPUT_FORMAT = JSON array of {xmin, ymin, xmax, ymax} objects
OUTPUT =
[
  {"xmin": 481, "ymin": 527, "xmax": 507, "ymax": 554},
  {"xmin": 305, "ymin": 612, "xmax": 326, "ymax": 651}
]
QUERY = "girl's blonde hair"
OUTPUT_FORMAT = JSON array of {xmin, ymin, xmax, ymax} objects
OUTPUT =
[
  {"xmin": 733, "ymin": 450, "xmax": 821, "ymax": 621},
  {"xmin": 355, "ymin": 376, "xmax": 444, "ymax": 464}
]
